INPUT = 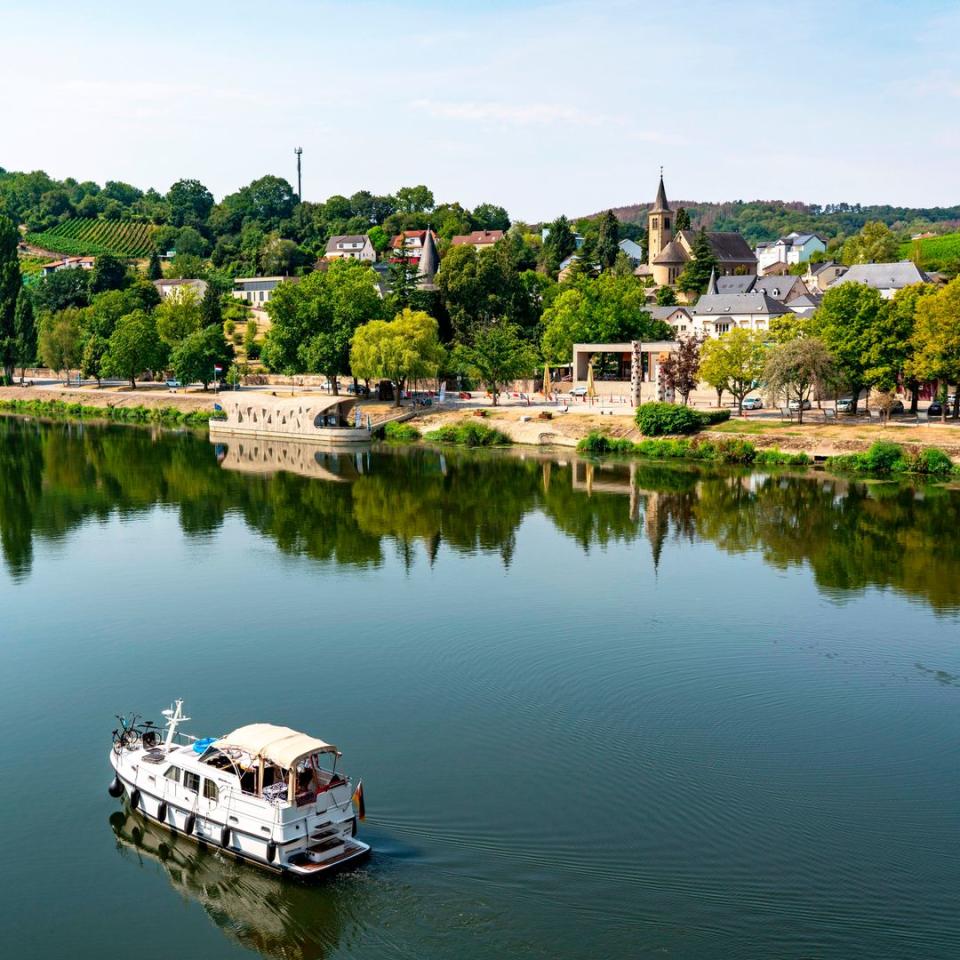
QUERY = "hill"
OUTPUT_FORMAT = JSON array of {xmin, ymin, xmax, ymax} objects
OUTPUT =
[
  {"xmin": 587, "ymin": 199, "xmax": 960, "ymax": 247},
  {"xmin": 900, "ymin": 232, "xmax": 960, "ymax": 271},
  {"xmin": 25, "ymin": 218, "xmax": 156, "ymax": 257}
]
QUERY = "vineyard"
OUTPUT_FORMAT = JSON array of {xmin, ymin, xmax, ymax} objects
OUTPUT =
[
  {"xmin": 26, "ymin": 218, "xmax": 157, "ymax": 257},
  {"xmin": 900, "ymin": 232, "xmax": 960, "ymax": 270}
]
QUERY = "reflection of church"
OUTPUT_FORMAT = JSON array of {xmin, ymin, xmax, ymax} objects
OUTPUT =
[{"xmin": 642, "ymin": 174, "xmax": 757, "ymax": 286}]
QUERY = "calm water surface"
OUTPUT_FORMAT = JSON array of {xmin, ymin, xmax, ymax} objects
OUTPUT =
[{"xmin": 1, "ymin": 417, "xmax": 958, "ymax": 960}]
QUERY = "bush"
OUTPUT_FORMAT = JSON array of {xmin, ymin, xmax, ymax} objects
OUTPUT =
[
  {"xmin": 424, "ymin": 421, "xmax": 511, "ymax": 446},
  {"xmin": 577, "ymin": 432, "xmax": 634, "ymax": 455},
  {"xmin": 909, "ymin": 447, "xmax": 954, "ymax": 476},
  {"xmin": 754, "ymin": 448, "xmax": 811, "ymax": 466},
  {"xmin": 860, "ymin": 441, "xmax": 907, "ymax": 474},
  {"xmin": 705, "ymin": 438, "xmax": 756, "ymax": 464},
  {"xmin": 635, "ymin": 402, "xmax": 703, "ymax": 436},
  {"xmin": 382, "ymin": 420, "xmax": 421, "ymax": 442},
  {"xmin": 0, "ymin": 397, "xmax": 214, "ymax": 428},
  {"xmin": 699, "ymin": 409, "xmax": 732, "ymax": 426}
]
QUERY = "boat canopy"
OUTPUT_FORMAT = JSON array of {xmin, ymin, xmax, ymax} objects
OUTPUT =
[{"xmin": 214, "ymin": 723, "xmax": 338, "ymax": 769}]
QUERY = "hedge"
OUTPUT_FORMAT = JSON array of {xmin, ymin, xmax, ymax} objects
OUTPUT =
[{"xmin": 635, "ymin": 401, "xmax": 730, "ymax": 436}]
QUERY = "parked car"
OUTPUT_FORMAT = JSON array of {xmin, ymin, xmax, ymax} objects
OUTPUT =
[
  {"xmin": 788, "ymin": 398, "xmax": 812, "ymax": 411},
  {"xmin": 165, "ymin": 379, "xmax": 182, "ymax": 389},
  {"xmin": 927, "ymin": 401, "xmax": 949, "ymax": 418},
  {"xmin": 347, "ymin": 383, "xmax": 370, "ymax": 397},
  {"xmin": 741, "ymin": 396, "xmax": 763, "ymax": 410},
  {"xmin": 569, "ymin": 386, "xmax": 589, "ymax": 398},
  {"xmin": 836, "ymin": 397, "xmax": 855, "ymax": 413},
  {"xmin": 887, "ymin": 399, "xmax": 905, "ymax": 415}
]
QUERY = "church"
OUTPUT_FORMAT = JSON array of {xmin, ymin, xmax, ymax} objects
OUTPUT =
[{"xmin": 643, "ymin": 174, "xmax": 757, "ymax": 286}]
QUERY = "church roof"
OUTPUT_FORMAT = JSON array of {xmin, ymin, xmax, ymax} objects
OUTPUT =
[
  {"xmin": 676, "ymin": 230, "xmax": 756, "ymax": 264},
  {"xmin": 652, "ymin": 239, "xmax": 689, "ymax": 265},
  {"xmin": 650, "ymin": 175, "xmax": 670, "ymax": 213},
  {"xmin": 417, "ymin": 228, "xmax": 440, "ymax": 283}
]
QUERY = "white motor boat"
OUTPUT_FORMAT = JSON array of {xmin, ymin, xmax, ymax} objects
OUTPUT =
[{"xmin": 108, "ymin": 700, "xmax": 369, "ymax": 878}]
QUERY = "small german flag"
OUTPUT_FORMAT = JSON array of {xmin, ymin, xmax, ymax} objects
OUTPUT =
[{"xmin": 352, "ymin": 780, "xmax": 366, "ymax": 821}]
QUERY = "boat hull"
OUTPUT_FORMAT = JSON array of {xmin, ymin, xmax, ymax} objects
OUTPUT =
[{"xmin": 109, "ymin": 758, "xmax": 369, "ymax": 881}]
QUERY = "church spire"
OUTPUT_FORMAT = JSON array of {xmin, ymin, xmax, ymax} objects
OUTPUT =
[
  {"xmin": 651, "ymin": 168, "xmax": 670, "ymax": 213},
  {"xmin": 707, "ymin": 266, "xmax": 718, "ymax": 294}
]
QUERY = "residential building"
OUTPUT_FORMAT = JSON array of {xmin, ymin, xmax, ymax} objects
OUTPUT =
[
  {"xmin": 232, "ymin": 277, "xmax": 293, "ymax": 306},
  {"xmin": 803, "ymin": 260, "xmax": 847, "ymax": 293},
  {"xmin": 784, "ymin": 292, "xmax": 822, "ymax": 318},
  {"xmin": 451, "ymin": 230, "xmax": 504, "ymax": 250},
  {"xmin": 153, "ymin": 278, "xmax": 208, "ymax": 300},
  {"xmin": 390, "ymin": 229, "xmax": 440, "ymax": 264},
  {"xmin": 325, "ymin": 234, "xmax": 376, "ymax": 262},
  {"xmin": 649, "ymin": 305, "xmax": 694, "ymax": 335},
  {"xmin": 40, "ymin": 256, "xmax": 96, "ymax": 276},
  {"xmin": 755, "ymin": 232, "xmax": 826, "ymax": 273},
  {"xmin": 647, "ymin": 174, "xmax": 756, "ymax": 285},
  {"xmin": 826, "ymin": 261, "xmax": 929, "ymax": 299},
  {"xmin": 714, "ymin": 274, "xmax": 809, "ymax": 303},
  {"xmin": 689, "ymin": 270, "xmax": 792, "ymax": 336},
  {"xmin": 618, "ymin": 238, "xmax": 644, "ymax": 265}
]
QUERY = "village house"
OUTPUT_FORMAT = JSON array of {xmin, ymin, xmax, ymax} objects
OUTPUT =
[
  {"xmin": 232, "ymin": 276, "xmax": 294, "ymax": 306},
  {"xmin": 451, "ymin": 230, "xmax": 504, "ymax": 250},
  {"xmin": 827, "ymin": 261, "xmax": 929, "ymax": 299},
  {"xmin": 324, "ymin": 234, "xmax": 376, "ymax": 262},
  {"xmin": 755, "ymin": 232, "xmax": 826, "ymax": 273},
  {"xmin": 714, "ymin": 273, "xmax": 810, "ymax": 303},
  {"xmin": 644, "ymin": 175, "xmax": 757, "ymax": 285},
  {"xmin": 153, "ymin": 278, "xmax": 208, "ymax": 300},
  {"xmin": 40, "ymin": 256, "xmax": 96, "ymax": 276},
  {"xmin": 803, "ymin": 260, "xmax": 847, "ymax": 293},
  {"xmin": 618, "ymin": 238, "xmax": 644, "ymax": 265},
  {"xmin": 390, "ymin": 229, "xmax": 439, "ymax": 264},
  {"xmin": 689, "ymin": 270, "xmax": 792, "ymax": 336}
]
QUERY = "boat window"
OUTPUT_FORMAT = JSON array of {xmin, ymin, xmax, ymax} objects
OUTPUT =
[
  {"xmin": 203, "ymin": 779, "xmax": 219, "ymax": 802},
  {"xmin": 183, "ymin": 771, "xmax": 201, "ymax": 794},
  {"xmin": 164, "ymin": 765, "xmax": 181, "ymax": 783}
]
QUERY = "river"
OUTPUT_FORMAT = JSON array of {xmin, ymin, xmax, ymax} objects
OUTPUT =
[{"xmin": 1, "ymin": 416, "xmax": 958, "ymax": 959}]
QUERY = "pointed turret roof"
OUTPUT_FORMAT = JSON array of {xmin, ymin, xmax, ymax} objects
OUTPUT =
[
  {"xmin": 651, "ymin": 173, "xmax": 670, "ymax": 213},
  {"xmin": 417, "ymin": 228, "xmax": 439, "ymax": 285},
  {"xmin": 707, "ymin": 266, "xmax": 718, "ymax": 294}
]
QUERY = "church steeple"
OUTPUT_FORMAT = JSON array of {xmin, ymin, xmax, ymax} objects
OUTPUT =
[
  {"xmin": 647, "ymin": 169, "xmax": 673, "ymax": 267},
  {"xmin": 707, "ymin": 266, "xmax": 718, "ymax": 294}
]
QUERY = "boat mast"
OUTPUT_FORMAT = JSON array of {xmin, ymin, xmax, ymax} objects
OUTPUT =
[{"xmin": 162, "ymin": 699, "xmax": 190, "ymax": 746}]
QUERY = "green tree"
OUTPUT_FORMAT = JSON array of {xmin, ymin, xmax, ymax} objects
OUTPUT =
[
  {"xmin": 879, "ymin": 283, "xmax": 936, "ymax": 411},
  {"xmin": 200, "ymin": 283, "xmax": 223, "ymax": 329},
  {"xmin": 367, "ymin": 225, "xmax": 389, "ymax": 254},
  {"xmin": 395, "ymin": 185, "xmax": 434, "ymax": 214},
  {"xmin": 655, "ymin": 285, "xmax": 677, "ymax": 306},
  {"xmin": 908, "ymin": 277, "xmax": 960, "ymax": 420},
  {"xmin": 166, "ymin": 179, "xmax": 214, "ymax": 227},
  {"xmin": 540, "ymin": 274, "xmax": 672, "ymax": 363},
  {"xmin": 452, "ymin": 323, "xmax": 538, "ymax": 405},
  {"xmin": 14, "ymin": 291, "xmax": 37, "ymax": 377},
  {"xmin": 243, "ymin": 319, "xmax": 259, "ymax": 359},
  {"xmin": 0, "ymin": 215, "xmax": 23, "ymax": 382},
  {"xmin": 263, "ymin": 259, "xmax": 384, "ymax": 389},
  {"xmin": 156, "ymin": 286, "xmax": 202, "ymax": 347},
  {"xmin": 89, "ymin": 254, "xmax": 128, "ymax": 294},
  {"xmin": 842, "ymin": 220, "xmax": 899, "ymax": 265},
  {"xmin": 472, "ymin": 203, "xmax": 510, "ymax": 231},
  {"xmin": 596, "ymin": 210, "xmax": 620, "ymax": 272},
  {"xmin": 811, "ymin": 282, "xmax": 885, "ymax": 412},
  {"xmin": 32, "ymin": 267, "xmax": 91, "ymax": 313},
  {"xmin": 170, "ymin": 325, "xmax": 234, "ymax": 390},
  {"xmin": 350, "ymin": 308, "xmax": 445, "ymax": 406},
  {"xmin": 675, "ymin": 207, "xmax": 691, "ymax": 231},
  {"xmin": 38, "ymin": 308, "xmax": 82, "ymax": 382},
  {"xmin": 676, "ymin": 228, "xmax": 717, "ymax": 294},
  {"xmin": 543, "ymin": 215, "xmax": 577, "ymax": 274},
  {"xmin": 103, "ymin": 310, "xmax": 166, "ymax": 389},
  {"xmin": 700, "ymin": 329, "xmax": 767, "ymax": 414},
  {"xmin": 146, "ymin": 251, "xmax": 163, "ymax": 281},
  {"xmin": 659, "ymin": 334, "xmax": 703, "ymax": 405},
  {"xmin": 80, "ymin": 334, "xmax": 109, "ymax": 386},
  {"xmin": 763, "ymin": 337, "xmax": 835, "ymax": 423}
]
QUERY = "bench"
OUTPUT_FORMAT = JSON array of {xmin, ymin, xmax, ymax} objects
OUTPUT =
[{"xmin": 779, "ymin": 406, "xmax": 794, "ymax": 422}]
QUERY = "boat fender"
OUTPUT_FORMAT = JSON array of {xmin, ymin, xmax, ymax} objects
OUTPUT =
[
  {"xmin": 266, "ymin": 841, "xmax": 277, "ymax": 863},
  {"xmin": 157, "ymin": 801, "xmax": 168, "ymax": 822},
  {"xmin": 129, "ymin": 788, "xmax": 141, "ymax": 810},
  {"xmin": 131, "ymin": 825, "xmax": 143, "ymax": 844},
  {"xmin": 220, "ymin": 826, "xmax": 231, "ymax": 847},
  {"xmin": 185, "ymin": 813, "xmax": 196, "ymax": 835},
  {"xmin": 108, "ymin": 776, "xmax": 124, "ymax": 798}
]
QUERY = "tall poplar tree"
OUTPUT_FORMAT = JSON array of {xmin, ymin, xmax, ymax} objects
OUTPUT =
[
  {"xmin": 0, "ymin": 215, "xmax": 22, "ymax": 383},
  {"xmin": 596, "ymin": 210, "xmax": 620, "ymax": 272},
  {"xmin": 14, "ymin": 291, "xmax": 36, "ymax": 378}
]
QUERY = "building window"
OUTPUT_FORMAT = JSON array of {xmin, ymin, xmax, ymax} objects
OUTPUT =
[
  {"xmin": 164, "ymin": 765, "xmax": 181, "ymax": 783},
  {"xmin": 652, "ymin": 217, "xmax": 658, "ymax": 229},
  {"xmin": 183, "ymin": 771, "xmax": 201, "ymax": 793},
  {"xmin": 203, "ymin": 779, "xmax": 219, "ymax": 802},
  {"xmin": 664, "ymin": 218, "xmax": 670, "ymax": 230}
]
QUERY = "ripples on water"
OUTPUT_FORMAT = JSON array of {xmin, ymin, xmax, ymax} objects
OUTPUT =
[{"xmin": 1, "ymin": 418, "xmax": 958, "ymax": 960}]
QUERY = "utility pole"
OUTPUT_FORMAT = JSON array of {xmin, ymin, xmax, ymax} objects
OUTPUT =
[{"xmin": 295, "ymin": 146, "xmax": 303, "ymax": 201}]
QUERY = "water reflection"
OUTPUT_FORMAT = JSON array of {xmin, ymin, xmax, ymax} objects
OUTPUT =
[
  {"xmin": 2, "ymin": 416, "xmax": 959, "ymax": 610},
  {"xmin": 109, "ymin": 810, "xmax": 350, "ymax": 960}
]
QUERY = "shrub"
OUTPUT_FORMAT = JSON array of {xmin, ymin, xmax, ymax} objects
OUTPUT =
[
  {"xmin": 912, "ymin": 447, "xmax": 954, "ymax": 475},
  {"xmin": 699, "ymin": 409, "xmax": 732, "ymax": 426},
  {"xmin": 754, "ymin": 448, "xmax": 811, "ymax": 466},
  {"xmin": 577, "ymin": 432, "xmax": 634, "ymax": 455},
  {"xmin": 705, "ymin": 438, "xmax": 756, "ymax": 464},
  {"xmin": 383, "ymin": 420, "xmax": 421, "ymax": 442},
  {"xmin": 635, "ymin": 402, "xmax": 703, "ymax": 436},
  {"xmin": 425, "ymin": 421, "xmax": 511, "ymax": 447},
  {"xmin": 224, "ymin": 320, "xmax": 236, "ymax": 335},
  {"xmin": 860, "ymin": 441, "xmax": 907, "ymax": 474},
  {"xmin": 0, "ymin": 397, "xmax": 214, "ymax": 428}
]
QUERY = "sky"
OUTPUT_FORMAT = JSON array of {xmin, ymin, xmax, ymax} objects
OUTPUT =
[{"xmin": 1, "ymin": 0, "xmax": 959, "ymax": 221}]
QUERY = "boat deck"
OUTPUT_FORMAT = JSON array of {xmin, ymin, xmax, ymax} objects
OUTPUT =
[{"xmin": 288, "ymin": 838, "xmax": 370, "ymax": 874}]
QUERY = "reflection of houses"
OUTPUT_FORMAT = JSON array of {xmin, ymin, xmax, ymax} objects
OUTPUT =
[
  {"xmin": 571, "ymin": 340, "xmax": 679, "ymax": 402},
  {"xmin": 213, "ymin": 437, "xmax": 370, "ymax": 482},
  {"xmin": 210, "ymin": 393, "xmax": 372, "ymax": 443}
]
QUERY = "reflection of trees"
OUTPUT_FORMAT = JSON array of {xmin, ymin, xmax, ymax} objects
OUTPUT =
[{"xmin": 2, "ymin": 418, "xmax": 960, "ymax": 611}]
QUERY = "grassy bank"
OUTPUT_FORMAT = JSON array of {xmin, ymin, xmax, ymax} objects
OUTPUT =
[
  {"xmin": 827, "ymin": 441, "xmax": 958, "ymax": 478},
  {"xmin": 0, "ymin": 397, "xmax": 223, "ymax": 428},
  {"xmin": 577, "ymin": 431, "xmax": 810, "ymax": 466}
]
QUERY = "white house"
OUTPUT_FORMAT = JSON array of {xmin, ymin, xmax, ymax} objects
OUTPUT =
[
  {"xmin": 40, "ymin": 256, "xmax": 96, "ymax": 276},
  {"xmin": 325, "ymin": 234, "xmax": 376, "ymax": 262},
  {"xmin": 826, "ymin": 261, "xmax": 929, "ymax": 299},
  {"xmin": 755, "ymin": 232, "xmax": 826, "ymax": 273},
  {"xmin": 232, "ymin": 276, "xmax": 294, "ymax": 306},
  {"xmin": 618, "ymin": 238, "xmax": 644, "ymax": 264},
  {"xmin": 153, "ymin": 278, "xmax": 208, "ymax": 300}
]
